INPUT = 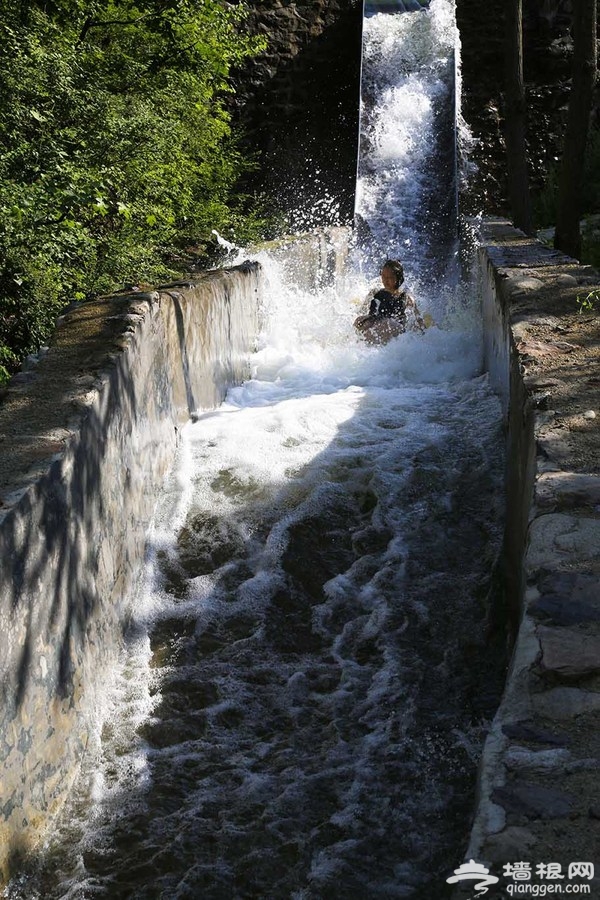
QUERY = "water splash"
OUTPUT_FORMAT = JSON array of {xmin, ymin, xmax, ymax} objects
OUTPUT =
[
  {"xmin": 355, "ymin": 0, "xmax": 459, "ymax": 286},
  {"xmin": 4, "ymin": 3, "xmax": 506, "ymax": 898}
]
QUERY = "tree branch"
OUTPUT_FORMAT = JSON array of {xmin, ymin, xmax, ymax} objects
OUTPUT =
[{"xmin": 78, "ymin": 9, "xmax": 160, "ymax": 43}]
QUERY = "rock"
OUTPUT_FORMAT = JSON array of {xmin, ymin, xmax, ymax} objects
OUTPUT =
[
  {"xmin": 536, "ymin": 472, "xmax": 600, "ymax": 511},
  {"xmin": 523, "ymin": 375, "xmax": 562, "ymax": 390},
  {"xmin": 10, "ymin": 372, "xmax": 36, "ymax": 385},
  {"xmin": 526, "ymin": 315, "xmax": 561, "ymax": 328},
  {"xmin": 537, "ymin": 625, "xmax": 600, "ymax": 680},
  {"xmin": 533, "ymin": 687, "xmax": 600, "ymax": 719},
  {"xmin": 527, "ymin": 515, "xmax": 600, "ymax": 572},
  {"xmin": 483, "ymin": 826, "xmax": 537, "ymax": 862},
  {"xmin": 536, "ymin": 431, "xmax": 573, "ymax": 467},
  {"xmin": 554, "ymin": 274, "xmax": 579, "ymax": 287},
  {"xmin": 505, "ymin": 745, "xmax": 571, "ymax": 771},
  {"xmin": 502, "ymin": 720, "xmax": 567, "ymax": 746},
  {"xmin": 564, "ymin": 758, "xmax": 600, "ymax": 773},
  {"xmin": 492, "ymin": 781, "xmax": 574, "ymax": 819},
  {"xmin": 530, "ymin": 594, "xmax": 600, "ymax": 626},
  {"xmin": 535, "ymin": 408, "xmax": 557, "ymax": 424},
  {"xmin": 512, "ymin": 276, "xmax": 545, "ymax": 292},
  {"xmin": 538, "ymin": 571, "xmax": 600, "ymax": 603},
  {"xmin": 517, "ymin": 338, "xmax": 578, "ymax": 357}
]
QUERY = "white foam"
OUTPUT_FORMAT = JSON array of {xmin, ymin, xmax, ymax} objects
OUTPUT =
[
  {"xmin": 356, "ymin": 0, "xmax": 459, "ymax": 283},
  {"xmin": 7, "ymin": 2, "xmax": 506, "ymax": 895}
]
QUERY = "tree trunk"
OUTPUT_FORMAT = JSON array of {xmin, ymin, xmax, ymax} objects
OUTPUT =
[
  {"xmin": 554, "ymin": 0, "xmax": 598, "ymax": 259},
  {"xmin": 504, "ymin": 0, "xmax": 534, "ymax": 235}
]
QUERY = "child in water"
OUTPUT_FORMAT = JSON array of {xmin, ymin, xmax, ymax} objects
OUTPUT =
[{"xmin": 354, "ymin": 259, "xmax": 425, "ymax": 344}]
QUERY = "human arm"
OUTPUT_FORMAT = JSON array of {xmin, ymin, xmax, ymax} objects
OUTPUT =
[
  {"xmin": 404, "ymin": 291, "xmax": 425, "ymax": 332},
  {"xmin": 353, "ymin": 288, "xmax": 380, "ymax": 329}
]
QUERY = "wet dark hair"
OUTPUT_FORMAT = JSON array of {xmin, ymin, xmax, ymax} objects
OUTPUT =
[{"xmin": 381, "ymin": 259, "xmax": 404, "ymax": 288}]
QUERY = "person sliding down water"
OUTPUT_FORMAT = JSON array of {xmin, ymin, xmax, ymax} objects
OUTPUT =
[{"xmin": 353, "ymin": 259, "xmax": 427, "ymax": 345}]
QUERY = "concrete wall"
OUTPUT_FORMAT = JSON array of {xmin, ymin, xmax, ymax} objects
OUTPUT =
[
  {"xmin": 0, "ymin": 263, "xmax": 261, "ymax": 882},
  {"xmin": 463, "ymin": 219, "xmax": 600, "ymax": 887},
  {"xmin": 0, "ymin": 227, "xmax": 351, "ymax": 883}
]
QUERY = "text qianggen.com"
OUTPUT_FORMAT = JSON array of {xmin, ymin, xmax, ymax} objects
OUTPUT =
[{"xmin": 506, "ymin": 884, "xmax": 592, "ymax": 896}]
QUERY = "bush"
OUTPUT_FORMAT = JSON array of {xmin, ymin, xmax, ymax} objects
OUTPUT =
[{"xmin": 0, "ymin": 0, "xmax": 266, "ymax": 384}]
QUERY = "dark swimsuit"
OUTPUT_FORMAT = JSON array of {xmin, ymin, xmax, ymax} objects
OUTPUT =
[{"xmin": 368, "ymin": 289, "xmax": 407, "ymax": 330}]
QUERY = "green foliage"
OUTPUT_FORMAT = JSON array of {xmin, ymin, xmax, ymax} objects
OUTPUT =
[
  {"xmin": 0, "ymin": 0, "xmax": 266, "ymax": 383},
  {"xmin": 576, "ymin": 288, "xmax": 600, "ymax": 314}
]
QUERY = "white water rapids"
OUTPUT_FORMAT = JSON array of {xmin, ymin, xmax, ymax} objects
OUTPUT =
[{"xmin": 5, "ymin": 2, "xmax": 506, "ymax": 898}]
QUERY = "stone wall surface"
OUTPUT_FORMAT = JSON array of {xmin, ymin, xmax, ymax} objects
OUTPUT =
[
  {"xmin": 0, "ymin": 263, "xmax": 262, "ymax": 883},
  {"xmin": 237, "ymin": 0, "xmax": 360, "ymax": 98},
  {"xmin": 462, "ymin": 219, "xmax": 600, "ymax": 891},
  {"xmin": 455, "ymin": 0, "xmax": 577, "ymax": 218},
  {"xmin": 233, "ymin": 1, "xmax": 362, "ymax": 226}
]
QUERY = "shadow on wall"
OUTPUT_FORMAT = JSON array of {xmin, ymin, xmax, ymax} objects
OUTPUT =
[
  {"xmin": 1, "ymin": 305, "xmax": 142, "ymax": 707},
  {"xmin": 0, "ymin": 344, "xmax": 145, "ymax": 876},
  {"xmin": 0, "ymin": 262, "xmax": 262, "ymax": 883},
  {"xmin": 9, "ymin": 347, "xmax": 508, "ymax": 896},
  {"xmin": 167, "ymin": 290, "xmax": 198, "ymax": 416}
]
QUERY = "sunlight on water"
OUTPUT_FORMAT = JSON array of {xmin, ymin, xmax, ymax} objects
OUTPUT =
[
  {"xmin": 7, "ymin": 257, "xmax": 504, "ymax": 899},
  {"xmin": 4, "ymin": 3, "xmax": 507, "ymax": 898}
]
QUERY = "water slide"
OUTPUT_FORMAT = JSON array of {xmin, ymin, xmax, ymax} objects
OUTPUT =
[
  {"xmin": 356, "ymin": 0, "xmax": 458, "ymax": 287},
  {"xmin": 6, "ymin": 4, "xmax": 505, "ymax": 897}
]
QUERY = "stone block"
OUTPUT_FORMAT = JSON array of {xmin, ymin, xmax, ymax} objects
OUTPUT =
[
  {"xmin": 483, "ymin": 826, "xmax": 537, "ymax": 862},
  {"xmin": 492, "ymin": 781, "xmax": 574, "ymax": 819},
  {"xmin": 536, "ymin": 471, "xmax": 600, "ymax": 511},
  {"xmin": 529, "ymin": 590, "xmax": 600, "ymax": 626},
  {"xmin": 505, "ymin": 745, "xmax": 571, "ymax": 771},
  {"xmin": 533, "ymin": 687, "xmax": 600, "ymax": 719},
  {"xmin": 527, "ymin": 515, "xmax": 600, "ymax": 572},
  {"xmin": 538, "ymin": 570, "xmax": 600, "ymax": 603},
  {"xmin": 536, "ymin": 431, "xmax": 574, "ymax": 467},
  {"xmin": 502, "ymin": 720, "xmax": 567, "ymax": 745},
  {"xmin": 537, "ymin": 625, "xmax": 600, "ymax": 680}
]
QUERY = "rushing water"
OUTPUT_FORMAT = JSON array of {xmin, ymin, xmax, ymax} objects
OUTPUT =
[
  {"xmin": 6, "ymin": 2, "xmax": 506, "ymax": 898},
  {"xmin": 355, "ymin": 0, "xmax": 458, "ymax": 284}
]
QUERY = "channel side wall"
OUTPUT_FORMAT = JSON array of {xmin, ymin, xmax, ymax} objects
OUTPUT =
[
  {"xmin": 0, "ymin": 226, "xmax": 350, "ymax": 883},
  {"xmin": 0, "ymin": 264, "xmax": 262, "ymax": 882},
  {"xmin": 464, "ymin": 219, "xmax": 600, "ymax": 888}
]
